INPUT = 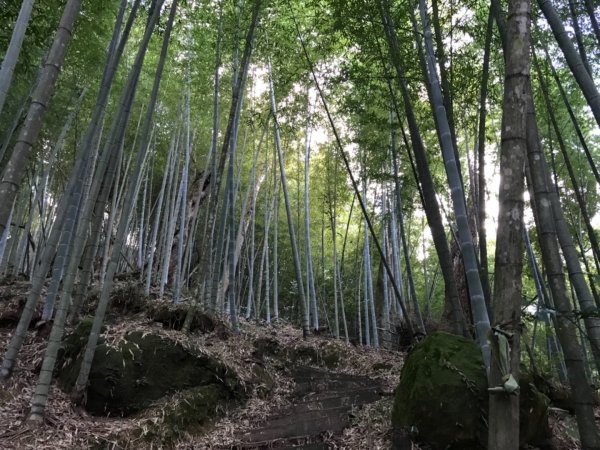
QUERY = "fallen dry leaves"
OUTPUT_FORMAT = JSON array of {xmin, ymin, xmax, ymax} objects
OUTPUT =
[{"xmin": 0, "ymin": 279, "xmax": 589, "ymax": 449}]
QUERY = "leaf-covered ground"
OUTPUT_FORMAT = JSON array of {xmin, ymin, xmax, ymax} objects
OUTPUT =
[
  {"xmin": 0, "ymin": 278, "xmax": 589, "ymax": 449},
  {"xmin": 0, "ymin": 279, "xmax": 403, "ymax": 449}
]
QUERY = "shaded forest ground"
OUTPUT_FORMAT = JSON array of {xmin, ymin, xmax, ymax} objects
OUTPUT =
[{"xmin": 0, "ymin": 277, "xmax": 588, "ymax": 449}]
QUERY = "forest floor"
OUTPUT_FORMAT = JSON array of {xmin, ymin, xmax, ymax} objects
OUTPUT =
[
  {"xmin": 0, "ymin": 277, "xmax": 588, "ymax": 449},
  {"xmin": 0, "ymin": 277, "xmax": 403, "ymax": 449}
]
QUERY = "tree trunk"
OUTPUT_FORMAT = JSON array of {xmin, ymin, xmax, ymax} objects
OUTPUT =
[
  {"xmin": 146, "ymin": 130, "xmax": 177, "ymax": 296},
  {"xmin": 71, "ymin": 0, "xmax": 173, "ymax": 403},
  {"xmin": 541, "ymin": 44, "xmax": 600, "ymax": 189},
  {"xmin": 567, "ymin": 0, "xmax": 591, "ymax": 76},
  {"xmin": 245, "ymin": 131, "xmax": 262, "ymax": 318},
  {"xmin": 526, "ymin": 92, "xmax": 600, "ymax": 449},
  {"xmin": 488, "ymin": 0, "xmax": 531, "ymax": 444},
  {"xmin": 190, "ymin": 1, "xmax": 222, "ymax": 318},
  {"xmin": 536, "ymin": 56, "xmax": 600, "ymax": 282},
  {"xmin": 264, "ymin": 147, "xmax": 272, "ymax": 323},
  {"xmin": 379, "ymin": 1, "xmax": 466, "ymax": 337},
  {"xmin": 174, "ymin": 83, "xmax": 191, "ymax": 304},
  {"xmin": 0, "ymin": 0, "xmax": 36, "ymax": 118},
  {"xmin": 417, "ymin": 0, "xmax": 491, "ymax": 364},
  {"xmin": 0, "ymin": 0, "xmax": 133, "ymax": 379},
  {"xmin": 273, "ymin": 154, "xmax": 280, "ymax": 321},
  {"xmin": 363, "ymin": 242, "xmax": 370, "ymax": 346},
  {"xmin": 269, "ymin": 64, "xmax": 310, "ymax": 338},
  {"xmin": 524, "ymin": 226, "xmax": 568, "ymax": 383},
  {"xmin": 389, "ymin": 109, "xmax": 424, "ymax": 329},
  {"xmin": 0, "ymin": 90, "xmax": 30, "ymax": 168},
  {"xmin": 380, "ymin": 196, "xmax": 390, "ymax": 342},
  {"xmin": 51, "ymin": 0, "xmax": 146, "ymax": 324},
  {"xmin": 537, "ymin": 0, "xmax": 600, "ymax": 128},
  {"xmin": 327, "ymin": 156, "xmax": 343, "ymax": 339},
  {"xmin": 304, "ymin": 95, "xmax": 318, "ymax": 331},
  {"xmin": 477, "ymin": 10, "xmax": 494, "ymax": 310},
  {"xmin": 291, "ymin": 5, "xmax": 415, "ymax": 338},
  {"xmin": 209, "ymin": 0, "xmax": 261, "ymax": 313},
  {"xmin": 0, "ymin": 0, "xmax": 82, "ymax": 237},
  {"xmin": 583, "ymin": 0, "xmax": 600, "ymax": 47},
  {"xmin": 159, "ymin": 130, "xmax": 183, "ymax": 297},
  {"xmin": 68, "ymin": 174, "xmax": 112, "ymax": 323},
  {"xmin": 363, "ymin": 199, "xmax": 379, "ymax": 348}
]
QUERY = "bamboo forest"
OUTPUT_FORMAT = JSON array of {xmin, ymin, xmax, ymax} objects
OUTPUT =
[{"xmin": 0, "ymin": 0, "xmax": 600, "ymax": 448}]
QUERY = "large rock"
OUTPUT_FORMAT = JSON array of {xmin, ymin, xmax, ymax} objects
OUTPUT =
[
  {"xmin": 392, "ymin": 331, "xmax": 550, "ymax": 449},
  {"xmin": 59, "ymin": 323, "xmax": 242, "ymax": 417}
]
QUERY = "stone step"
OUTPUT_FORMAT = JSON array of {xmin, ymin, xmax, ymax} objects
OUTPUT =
[
  {"xmin": 291, "ymin": 366, "xmax": 374, "ymax": 385},
  {"xmin": 235, "ymin": 367, "xmax": 383, "ymax": 449},
  {"xmin": 239, "ymin": 406, "xmax": 349, "ymax": 445},
  {"xmin": 278, "ymin": 443, "xmax": 330, "ymax": 450},
  {"xmin": 284, "ymin": 388, "xmax": 381, "ymax": 415},
  {"xmin": 292, "ymin": 373, "xmax": 377, "ymax": 396},
  {"xmin": 238, "ymin": 440, "xmax": 331, "ymax": 450}
]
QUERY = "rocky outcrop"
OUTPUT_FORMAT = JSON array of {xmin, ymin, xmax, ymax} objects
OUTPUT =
[
  {"xmin": 392, "ymin": 331, "xmax": 550, "ymax": 449},
  {"xmin": 59, "ymin": 323, "xmax": 243, "ymax": 417}
]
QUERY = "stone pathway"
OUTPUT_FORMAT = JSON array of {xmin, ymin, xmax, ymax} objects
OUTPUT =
[{"xmin": 235, "ymin": 366, "xmax": 383, "ymax": 449}]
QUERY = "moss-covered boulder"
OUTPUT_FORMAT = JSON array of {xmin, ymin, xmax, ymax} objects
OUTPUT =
[
  {"xmin": 90, "ymin": 382, "xmax": 243, "ymax": 447},
  {"xmin": 59, "ymin": 326, "xmax": 242, "ymax": 417},
  {"xmin": 392, "ymin": 332, "xmax": 550, "ymax": 449},
  {"xmin": 58, "ymin": 318, "xmax": 100, "ymax": 366}
]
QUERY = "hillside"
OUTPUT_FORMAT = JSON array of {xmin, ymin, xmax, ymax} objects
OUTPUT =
[
  {"xmin": 0, "ymin": 278, "xmax": 402, "ymax": 449},
  {"xmin": 0, "ymin": 278, "xmax": 589, "ymax": 449}
]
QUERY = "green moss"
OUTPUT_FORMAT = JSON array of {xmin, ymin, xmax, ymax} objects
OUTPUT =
[
  {"xmin": 57, "ymin": 318, "xmax": 101, "ymax": 386},
  {"xmin": 392, "ymin": 332, "xmax": 550, "ymax": 449},
  {"xmin": 393, "ymin": 331, "xmax": 487, "ymax": 449},
  {"xmin": 89, "ymin": 384, "xmax": 237, "ymax": 447},
  {"xmin": 62, "ymin": 317, "xmax": 94, "ymax": 355},
  {"xmin": 59, "ymin": 330, "xmax": 243, "ymax": 416}
]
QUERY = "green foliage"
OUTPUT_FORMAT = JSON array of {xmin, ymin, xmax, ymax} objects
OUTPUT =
[{"xmin": 2, "ymin": 0, "xmax": 599, "ymax": 338}]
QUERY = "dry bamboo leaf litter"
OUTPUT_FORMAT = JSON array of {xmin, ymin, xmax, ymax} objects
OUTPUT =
[{"xmin": 0, "ymin": 280, "xmax": 587, "ymax": 449}]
